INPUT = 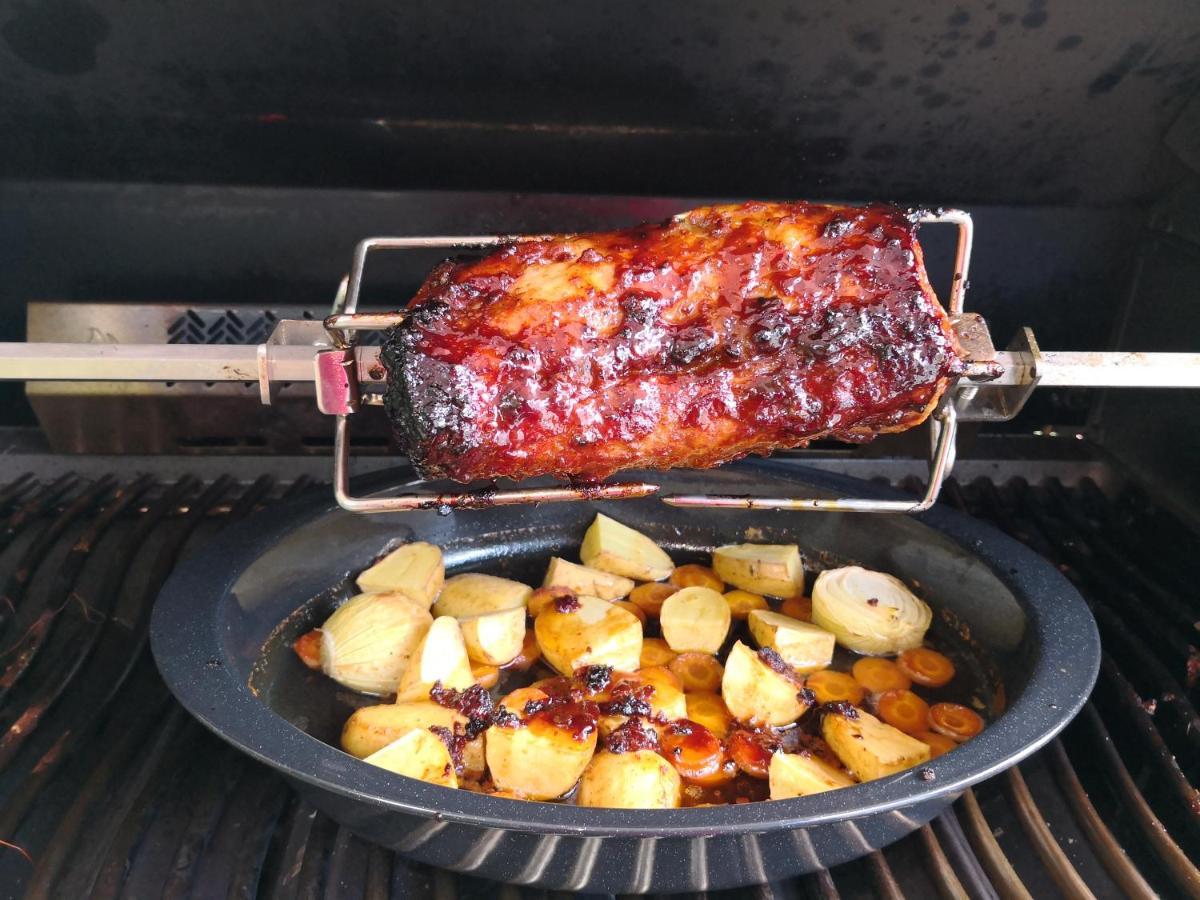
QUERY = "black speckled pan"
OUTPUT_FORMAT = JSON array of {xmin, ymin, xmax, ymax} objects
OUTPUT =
[{"xmin": 151, "ymin": 462, "xmax": 1099, "ymax": 894}]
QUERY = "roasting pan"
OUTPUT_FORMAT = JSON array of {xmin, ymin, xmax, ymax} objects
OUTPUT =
[{"xmin": 150, "ymin": 462, "xmax": 1099, "ymax": 893}]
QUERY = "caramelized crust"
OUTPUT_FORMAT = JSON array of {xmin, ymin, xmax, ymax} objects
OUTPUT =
[{"xmin": 382, "ymin": 201, "xmax": 964, "ymax": 483}]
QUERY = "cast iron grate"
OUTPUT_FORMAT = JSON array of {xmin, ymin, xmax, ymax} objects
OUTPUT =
[{"xmin": 0, "ymin": 472, "xmax": 1195, "ymax": 898}]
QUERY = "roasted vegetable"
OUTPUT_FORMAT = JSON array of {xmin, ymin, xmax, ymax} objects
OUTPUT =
[
  {"xmin": 712, "ymin": 544, "xmax": 805, "ymax": 598},
  {"xmin": 395, "ymin": 616, "xmax": 475, "ymax": 702},
  {"xmin": 747, "ymin": 610, "xmax": 835, "ymax": 673},
  {"xmin": 356, "ymin": 541, "xmax": 444, "ymax": 606},
  {"xmin": 342, "ymin": 701, "xmax": 485, "ymax": 778},
  {"xmin": 660, "ymin": 587, "xmax": 731, "ymax": 654},
  {"xmin": 640, "ymin": 637, "xmax": 678, "ymax": 668},
  {"xmin": 822, "ymin": 707, "xmax": 931, "ymax": 781},
  {"xmin": 320, "ymin": 592, "xmax": 432, "ymax": 695},
  {"xmin": 459, "ymin": 605, "xmax": 526, "ymax": 666},
  {"xmin": 432, "ymin": 573, "xmax": 532, "ymax": 619},
  {"xmin": 811, "ymin": 566, "xmax": 931, "ymax": 655},
  {"xmin": 628, "ymin": 582, "xmax": 676, "ymax": 617},
  {"xmin": 721, "ymin": 641, "xmax": 808, "ymax": 726},
  {"xmin": 769, "ymin": 751, "xmax": 856, "ymax": 798},
  {"xmin": 576, "ymin": 749, "xmax": 681, "ymax": 809},
  {"xmin": 485, "ymin": 686, "xmax": 598, "ymax": 799},
  {"xmin": 580, "ymin": 514, "xmax": 674, "ymax": 582},
  {"xmin": 685, "ymin": 692, "xmax": 733, "ymax": 738},
  {"xmin": 543, "ymin": 556, "xmax": 635, "ymax": 600},
  {"xmin": 534, "ymin": 594, "xmax": 643, "ymax": 675},
  {"xmin": 597, "ymin": 666, "xmax": 687, "ymax": 735},
  {"xmin": 362, "ymin": 728, "xmax": 457, "ymax": 788},
  {"xmin": 724, "ymin": 589, "xmax": 769, "ymax": 620},
  {"xmin": 669, "ymin": 564, "xmax": 724, "ymax": 592}
]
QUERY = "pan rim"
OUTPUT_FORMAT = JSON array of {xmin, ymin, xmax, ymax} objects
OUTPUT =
[{"xmin": 151, "ymin": 461, "xmax": 1099, "ymax": 838}]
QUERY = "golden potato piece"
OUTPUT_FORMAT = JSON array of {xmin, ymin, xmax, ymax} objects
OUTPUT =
[
  {"xmin": 459, "ymin": 606, "xmax": 526, "ymax": 666},
  {"xmin": 433, "ymin": 573, "xmax": 532, "ymax": 619},
  {"xmin": 769, "ymin": 751, "xmax": 856, "ymax": 799},
  {"xmin": 576, "ymin": 749, "xmax": 681, "ymax": 809},
  {"xmin": 822, "ymin": 707, "xmax": 931, "ymax": 782},
  {"xmin": 341, "ymin": 701, "xmax": 485, "ymax": 778},
  {"xmin": 534, "ymin": 594, "xmax": 643, "ymax": 675},
  {"xmin": 580, "ymin": 514, "xmax": 674, "ymax": 582},
  {"xmin": 395, "ymin": 616, "xmax": 474, "ymax": 702},
  {"xmin": 362, "ymin": 728, "xmax": 457, "ymax": 788},
  {"xmin": 543, "ymin": 557, "xmax": 635, "ymax": 600},
  {"xmin": 660, "ymin": 587, "xmax": 731, "ymax": 654},
  {"xmin": 747, "ymin": 610, "xmax": 836, "ymax": 674},
  {"xmin": 712, "ymin": 544, "xmax": 805, "ymax": 598},
  {"xmin": 356, "ymin": 542, "xmax": 444, "ymax": 607},
  {"xmin": 486, "ymin": 687, "xmax": 597, "ymax": 800},
  {"xmin": 721, "ymin": 641, "xmax": 808, "ymax": 727},
  {"xmin": 320, "ymin": 592, "xmax": 432, "ymax": 696}
]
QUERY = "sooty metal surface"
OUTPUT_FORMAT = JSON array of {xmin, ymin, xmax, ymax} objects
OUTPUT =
[{"xmin": 0, "ymin": 467, "xmax": 1195, "ymax": 897}]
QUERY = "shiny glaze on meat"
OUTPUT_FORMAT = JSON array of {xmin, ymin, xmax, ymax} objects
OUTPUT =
[{"xmin": 383, "ymin": 201, "xmax": 963, "ymax": 483}]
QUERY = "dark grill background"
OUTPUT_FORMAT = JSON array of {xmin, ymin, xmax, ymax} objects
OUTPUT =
[{"xmin": 0, "ymin": 470, "xmax": 1195, "ymax": 899}]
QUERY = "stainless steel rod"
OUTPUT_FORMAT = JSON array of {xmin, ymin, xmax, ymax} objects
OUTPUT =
[{"xmin": 983, "ymin": 350, "xmax": 1200, "ymax": 388}]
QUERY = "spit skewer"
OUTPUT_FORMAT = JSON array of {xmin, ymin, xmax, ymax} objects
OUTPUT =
[{"xmin": 1, "ymin": 211, "xmax": 1198, "ymax": 514}]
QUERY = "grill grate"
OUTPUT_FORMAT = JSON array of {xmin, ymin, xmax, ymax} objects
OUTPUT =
[
  {"xmin": 0, "ymin": 473, "xmax": 1196, "ymax": 899},
  {"xmin": 165, "ymin": 309, "xmax": 386, "ymax": 347}
]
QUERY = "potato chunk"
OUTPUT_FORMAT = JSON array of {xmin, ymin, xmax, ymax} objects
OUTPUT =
[
  {"xmin": 543, "ymin": 557, "xmax": 635, "ymax": 600},
  {"xmin": 769, "ymin": 751, "xmax": 856, "ymax": 799},
  {"xmin": 576, "ymin": 749, "xmax": 681, "ymax": 809},
  {"xmin": 721, "ymin": 641, "xmax": 808, "ymax": 726},
  {"xmin": 320, "ymin": 592, "xmax": 432, "ymax": 695},
  {"xmin": 712, "ymin": 544, "xmax": 805, "ymax": 597},
  {"xmin": 459, "ymin": 606, "xmax": 526, "ymax": 666},
  {"xmin": 395, "ymin": 616, "xmax": 475, "ymax": 701},
  {"xmin": 486, "ymin": 687, "xmax": 598, "ymax": 799},
  {"xmin": 362, "ymin": 728, "xmax": 457, "ymax": 788},
  {"xmin": 748, "ymin": 610, "xmax": 835, "ymax": 673},
  {"xmin": 432, "ymin": 573, "xmax": 532, "ymax": 619},
  {"xmin": 580, "ymin": 514, "xmax": 674, "ymax": 581},
  {"xmin": 660, "ymin": 587, "xmax": 731, "ymax": 654},
  {"xmin": 822, "ymin": 708, "xmax": 931, "ymax": 781},
  {"xmin": 356, "ymin": 541, "xmax": 444, "ymax": 607},
  {"xmin": 534, "ymin": 594, "xmax": 643, "ymax": 675},
  {"xmin": 341, "ymin": 701, "xmax": 485, "ymax": 778}
]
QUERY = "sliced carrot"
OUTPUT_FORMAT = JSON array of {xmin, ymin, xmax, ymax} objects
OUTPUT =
[
  {"xmin": 852, "ymin": 657, "xmax": 912, "ymax": 694},
  {"xmin": 685, "ymin": 692, "xmax": 733, "ymax": 738},
  {"xmin": 629, "ymin": 582, "xmax": 677, "ymax": 617},
  {"xmin": 293, "ymin": 629, "xmax": 322, "ymax": 671},
  {"xmin": 915, "ymin": 731, "xmax": 958, "ymax": 759},
  {"xmin": 929, "ymin": 703, "xmax": 984, "ymax": 742},
  {"xmin": 727, "ymin": 729, "xmax": 774, "ymax": 779},
  {"xmin": 669, "ymin": 564, "xmax": 725, "ymax": 592},
  {"xmin": 805, "ymin": 669, "xmax": 866, "ymax": 706},
  {"xmin": 669, "ymin": 652, "xmax": 724, "ymax": 693},
  {"xmin": 724, "ymin": 589, "xmax": 768, "ymax": 619},
  {"xmin": 472, "ymin": 663, "xmax": 500, "ymax": 689},
  {"xmin": 660, "ymin": 720, "xmax": 733, "ymax": 785},
  {"xmin": 612, "ymin": 599, "xmax": 647, "ymax": 624},
  {"xmin": 875, "ymin": 689, "xmax": 931, "ymax": 735},
  {"xmin": 779, "ymin": 595, "xmax": 812, "ymax": 621},
  {"xmin": 897, "ymin": 647, "xmax": 956, "ymax": 688},
  {"xmin": 502, "ymin": 629, "xmax": 542, "ymax": 671},
  {"xmin": 640, "ymin": 637, "xmax": 678, "ymax": 668}
]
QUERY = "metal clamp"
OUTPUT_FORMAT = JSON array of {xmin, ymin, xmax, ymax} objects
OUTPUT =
[{"xmin": 322, "ymin": 236, "xmax": 659, "ymax": 513}]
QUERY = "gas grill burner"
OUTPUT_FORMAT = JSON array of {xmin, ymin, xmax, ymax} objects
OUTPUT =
[{"xmin": 2, "ymin": 210, "xmax": 1199, "ymax": 515}]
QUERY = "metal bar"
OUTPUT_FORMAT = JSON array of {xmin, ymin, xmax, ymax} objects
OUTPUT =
[{"xmin": 974, "ymin": 350, "xmax": 1200, "ymax": 388}]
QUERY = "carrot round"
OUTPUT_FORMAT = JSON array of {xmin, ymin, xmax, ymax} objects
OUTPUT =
[
  {"xmin": 612, "ymin": 599, "xmax": 647, "ymax": 624},
  {"xmin": 660, "ymin": 720, "xmax": 733, "ymax": 785},
  {"xmin": 669, "ymin": 564, "xmax": 725, "ymax": 592},
  {"xmin": 876, "ymin": 689, "xmax": 931, "ymax": 734},
  {"xmin": 805, "ymin": 670, "xmax": 866, "ymax": 706},
  {"xmin": 293, "ymin": 629, "xmax": 322, "ymax": 671},
  {"xmin": 897, "ymin": 647, "xmax": 956, "ymax": 688},
  {"xmin": 685, "ymin": 692, "xmax": 733, "ymax": 738},
  {"xmin": 727, "ymin": 729, "xmax": 773, "ymax": 779},
  {"xmin": 929, "ymin": 703, "xmax": 984, "ymax": 741},
  {"xmin": 640, "ymin": 637, "xmax": 678, "ymax": 668},
  {"xmin": 724, "ymin": 590, "xmax": 768, "ymax": 620},
  {"xmin": 472, "ymin": 663, "xmax": 500, "ymax": 689},
  {"xmin": 779, "ymin": 595, "xmax": 812, "ymax": 621},
  {"xmin": 852, "ymin": 657, "xmax": 912, "ymax": 694},
  {"xmin": 669, "ymin": 652, "xmax": 725, "ymax": 693},
  {"xmin": 916, "ymin": 731, "xmax": 958, "ymax": 758},
  {"xmin": 629, "ymin": 582, "xmax": 676, "ymax": 617}
]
